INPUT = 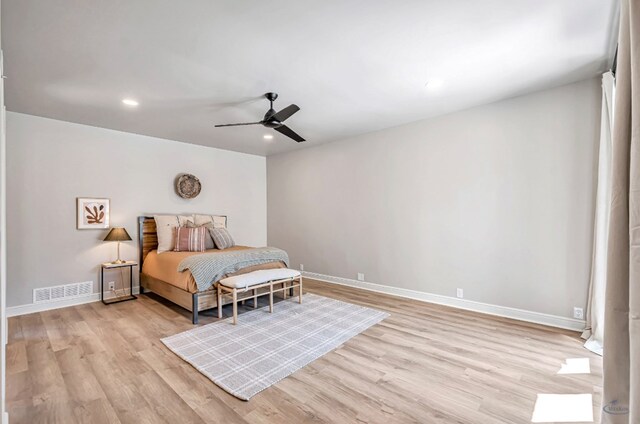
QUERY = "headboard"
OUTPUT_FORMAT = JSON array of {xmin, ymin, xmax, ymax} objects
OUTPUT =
[
  {"xmin": 138, "ymin": 215, "xmax": 228, "ymax": 268},
  {"xmin": 138, "ymin": 216, "xmax": 158, "ymax": 266}
]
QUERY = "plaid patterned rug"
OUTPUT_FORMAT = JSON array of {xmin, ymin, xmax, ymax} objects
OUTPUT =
[{"xmin": 161, "ymin": 293, "xmax": 389, "ymax": 400}]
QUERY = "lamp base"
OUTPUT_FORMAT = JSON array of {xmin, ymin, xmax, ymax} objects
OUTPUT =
[{"xmin": 111, "ymin": 259, "xmax": 126, "ymax": 264}]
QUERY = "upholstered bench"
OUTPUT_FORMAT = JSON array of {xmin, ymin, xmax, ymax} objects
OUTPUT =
[{"xmin": 217, "ymin": 269, "xmax": 302, "ymax": 324}]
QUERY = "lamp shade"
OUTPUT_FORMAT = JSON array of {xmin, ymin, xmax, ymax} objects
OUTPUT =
[{"xmin": 103, "ymin": 227, "xmax": 132, "ymax": 242}]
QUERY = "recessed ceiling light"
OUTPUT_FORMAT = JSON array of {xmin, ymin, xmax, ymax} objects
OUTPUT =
[
  {"xmin": 263, "ymin": 134, "xmax": 274, "ymax": 140},
  {"xmin": 425, "ymin": 79, "xmax": 444, "ymax": 90},
  {"xmin": 122, "ymin": 98, "xmax": 139, "ymax": 106}
]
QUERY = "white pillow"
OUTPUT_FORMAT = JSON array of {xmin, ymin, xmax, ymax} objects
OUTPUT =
[
  {"xmin": 154, "ymin": 215, "xmax": 194, "ymax": 253},
  {"xmin": 194, "ymin": 214, "xmax": 227, "ymax": 228}
]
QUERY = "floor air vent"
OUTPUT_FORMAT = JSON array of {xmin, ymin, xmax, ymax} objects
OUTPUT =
[{"xmin": 33, "ymin": 281, "xmax": 94, "ymax": 304}]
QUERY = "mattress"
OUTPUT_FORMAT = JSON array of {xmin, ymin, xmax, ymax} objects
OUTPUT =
[{"xmin": 141, "ymin": 246, "xmax": 286, "ymax": 293}]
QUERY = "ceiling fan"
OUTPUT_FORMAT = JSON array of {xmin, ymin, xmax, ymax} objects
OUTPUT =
[{"xmin": 215, "ymin": 92, "xmax": 305, "ymax": 142}]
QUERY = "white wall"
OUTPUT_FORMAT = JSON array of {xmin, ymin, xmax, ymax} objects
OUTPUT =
[
  {"xmin": 268, "ymin": 78, "xmax": 601, "ymax": 319},
  {"xmin": 6, "ymin": 112, "xmax": 267, "ymax": 308}
]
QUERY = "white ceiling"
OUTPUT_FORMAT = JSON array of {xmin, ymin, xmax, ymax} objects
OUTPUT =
[{"xmin": 2, "ymin": 0, "xmax": 618, "ymax": 156}]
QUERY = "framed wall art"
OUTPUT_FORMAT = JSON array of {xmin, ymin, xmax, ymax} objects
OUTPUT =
[{"xmin": 77, "ymin": 197, "xmax": 110, "ymax": 229}]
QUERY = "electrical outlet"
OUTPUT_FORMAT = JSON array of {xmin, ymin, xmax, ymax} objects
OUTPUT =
[
  {"xmin": 456, "ymin": 288, "xmax": 464, "ymax": 299},
  {"xmin": 573, "ymin": 307, "xmax": 584, "ymax": 320},
  {"xmin": 300, "ymin": 264, "xmax": 304, "ymax": 271},
  {"xmin": 357, "ymin": 273, "xmax": 365, "ymax": 281},
  {"xmin": 108, "ymin": 281, "xmax": 115, "ymax": 291}
]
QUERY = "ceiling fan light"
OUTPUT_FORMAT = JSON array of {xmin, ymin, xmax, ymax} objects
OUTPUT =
[{"xmin": 425, "ymin": 79, "xmax": 444, "ymax": 91}]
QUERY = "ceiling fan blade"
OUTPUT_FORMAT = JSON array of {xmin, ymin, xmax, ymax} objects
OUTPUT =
[
  {"xmin": 214, "ymin": 122, "xmax": 262, "ymax": 127},
  {"xmin": 274, "ymin": 125, "xmax": 305, "ymax": 142},
  {"xmin": 271, "ymin": 104, "xmax": 300, "ymax": 122}
]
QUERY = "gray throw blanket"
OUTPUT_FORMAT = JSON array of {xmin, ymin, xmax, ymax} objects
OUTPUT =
[{"xmin": 178, "ymin": 247, "xmax": 290, "ymax": 291}]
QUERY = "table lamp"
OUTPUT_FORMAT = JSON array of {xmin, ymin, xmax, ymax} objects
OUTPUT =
[{"xmin": 104, "ymin": 227, "xmax": 132, "ymax": 264}]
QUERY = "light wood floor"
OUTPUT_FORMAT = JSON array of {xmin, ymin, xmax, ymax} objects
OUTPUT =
[{"xmin": 6, "ymin": 279, "xmax": 602, "ymax": 424}]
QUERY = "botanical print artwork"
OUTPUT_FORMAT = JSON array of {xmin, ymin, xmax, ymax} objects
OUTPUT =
[
  {"xmin": 77, "ymin": 198, "xmax": 110, "ymax": 229},
  {"xmin": 85, "ymin": 203, "xmax": 105, "ymax": 224}
]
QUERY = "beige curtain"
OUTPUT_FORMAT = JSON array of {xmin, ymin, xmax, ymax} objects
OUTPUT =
[
  {"xmin": 601, "ymin": 0, "xmax": 639, "ymax": 422},
  {"xmin": 583, "ymin": 71, "xmax": 615, "ymax": 356}
]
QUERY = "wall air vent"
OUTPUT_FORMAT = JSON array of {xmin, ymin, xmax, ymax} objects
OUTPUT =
[
  {"xmin": 50, "ymin": 286, "xmax": 65, "ymax": 301},
  {"xmin": 64, "ymin": 284, "xmax": 79, "ymax": 298},
  {"xmin": 33, "ymin": 287, "xmax": 51, "ymax": 303},
  {"xmin": 77, "ymin": 281, "xmax": 92, "ymax": 297},
  {"xmin": 33, "ymin": 281, "xmax": 94, "ymax": 304}
]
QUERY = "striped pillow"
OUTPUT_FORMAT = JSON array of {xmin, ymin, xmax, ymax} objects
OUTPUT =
[
  {"xmin": 174, "ymin": 226, "xmax": 207, "ymax": 252},
  {"xmin": 186, "ymin": 221, "xmax": 216, "ymax": 250},
  {"xmin": 209, "ymin": 227, "xmax": 235, "ymax": 250}
]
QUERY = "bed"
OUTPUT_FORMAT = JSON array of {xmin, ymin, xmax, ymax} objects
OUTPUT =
[{"xmin": 138, "ymin": 216, "xmax": 287, "ymax": 324}]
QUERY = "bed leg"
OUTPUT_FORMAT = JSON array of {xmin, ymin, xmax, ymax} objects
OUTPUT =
[{"xmin": 192, "ymin": 293, "xmax": 199, "ymax": 325}]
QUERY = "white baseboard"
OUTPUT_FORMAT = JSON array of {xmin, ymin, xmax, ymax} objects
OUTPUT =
[
  {"xmin": 302, "ymin": 271, "xmax": 585, "ymax": 331},
  {"xmin": 7, "ymin": 286, "xmax": 140, "ymax": 317},
  {"xmin": 8, "ymin": 274, "xmax": 585, "ymax": 332}
]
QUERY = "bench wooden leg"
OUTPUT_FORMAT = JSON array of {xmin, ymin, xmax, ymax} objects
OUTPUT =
[
  {"xmin": 217, "ymin": 286, "xmax": 223, "ymax": 319},
  {"xmin": 283, "ymin": 281, "xmax": 288, "ymax": 299},
  {"xmin": 253, "ymin": 289, "xmax": 258, "ymax": 308},
  {"xmin": 299, "ymin": 276, "xmax": 303, "ymax": 304},
  {"xmin": 269, "ymin": 283, "xmax": 274, "ymax": 313},
  {"xmin": 232, "ymin": 289, "xmax": 238, "ymax": 325}
]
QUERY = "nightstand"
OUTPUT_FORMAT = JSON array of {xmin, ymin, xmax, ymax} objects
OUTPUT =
[{"xmin": 100, "ymin": 261, "xmax": 138, "ymax": 305}]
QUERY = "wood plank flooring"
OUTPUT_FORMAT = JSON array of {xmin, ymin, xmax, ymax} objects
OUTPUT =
[{"xmin": 6, "ymin": 279, "xmax": 602, "ymax": 424}]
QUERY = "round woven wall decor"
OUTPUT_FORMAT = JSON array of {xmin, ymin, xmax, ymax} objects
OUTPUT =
[{"xmin": 176, "ymin": 174, "xmax": 202, "ymax": 199}]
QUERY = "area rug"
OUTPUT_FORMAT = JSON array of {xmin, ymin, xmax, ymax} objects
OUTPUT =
[{"xmin": 161, "ymin": 293, "xmax": 389, "ymax": 400}]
